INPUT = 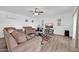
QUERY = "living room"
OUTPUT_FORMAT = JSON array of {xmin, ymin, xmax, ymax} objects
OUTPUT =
[{"xmin": 0, "ymin": 6, "xmax": 78, "ymax": 52}]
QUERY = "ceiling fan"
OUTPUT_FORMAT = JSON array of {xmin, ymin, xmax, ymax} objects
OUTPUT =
[{"xmin": 32, "ymin": 8, "xmax": 44, "ymax": 15}]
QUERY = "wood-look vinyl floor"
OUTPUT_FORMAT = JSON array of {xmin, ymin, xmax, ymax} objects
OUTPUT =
[
  {"xmin": 40, "ymin": 35, "xmax": 78, "ymax": 52},
  {"xmin": 0, "ymin": 35, "xmax": 79, "ymax": 52}
]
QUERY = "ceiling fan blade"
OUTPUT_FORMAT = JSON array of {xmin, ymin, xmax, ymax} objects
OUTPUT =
[{"xmin": 39, "ymin": 11, "xmax": 44, "ymax": 13}]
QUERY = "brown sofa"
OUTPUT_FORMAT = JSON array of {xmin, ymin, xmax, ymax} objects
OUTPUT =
[
  {"xmin": 23, "ymin": 27, "xmax": 36, "ymax": 34},
  {"xmin": 3, "ymin": 28, "xmax": 42, "ymax": 52}
]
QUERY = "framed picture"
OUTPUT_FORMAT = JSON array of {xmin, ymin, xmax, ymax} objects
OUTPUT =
[
  {"xmin": 31, "ymin": 20, "xmax": 34, "ymax": 23},
  {"xmin": 57, "ymin": 18, "xmax": 61, "ymax": 26},
  {"xmin": 25, "ymin": 19, "xmax": 28, "ymax": 22}
]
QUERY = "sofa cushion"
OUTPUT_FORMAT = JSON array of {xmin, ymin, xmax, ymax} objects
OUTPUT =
[
  {"xmin": 26, "ymin": 35, "xmax": 31, "ymax": 40},
  {"xmin": 29, "ymin": 34, "xmax": 35, "ymax": 37},
  {"xmin": 7, "ymin": 28, "xmax": 15, "ymax": 33},
  {"xmin": 11, "ymin": 36, "xmax": 42, "ymax": 52},
  {"xmin": 11, "ymin": 30, "xmax": 27, "ymax": 43},
  {"xmin": 8, "ymin": 35, "xmax": 18, "ymax": 50}
]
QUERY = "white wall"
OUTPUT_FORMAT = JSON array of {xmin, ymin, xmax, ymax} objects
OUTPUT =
[
  {"xmin": 0, "ymin": 10, "xmax": 73, "ymax": 38},
  {"xmin": 0, "ymin": 10, "xmax": 37, "ymax": 37},
  {"xmin": 53, "ymin": 13, "xmax": 73, "ymax": 37},
  {"xmin": 36, "ymin": 12, "xmax": 73, "ymax": 37}
]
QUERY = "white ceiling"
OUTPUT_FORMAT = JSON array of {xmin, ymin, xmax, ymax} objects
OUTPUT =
[{"xmin": 0, "ymin": 6, "xmax": 76, "ymax": 17}]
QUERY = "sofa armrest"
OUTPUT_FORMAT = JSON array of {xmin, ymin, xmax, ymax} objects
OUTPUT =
[{"xmin": 4, "ymin": 29, "xmax": 18, "ymax": 51}]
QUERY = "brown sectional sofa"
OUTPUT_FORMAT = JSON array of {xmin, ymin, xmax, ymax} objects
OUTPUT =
[
  {"xmin": 3, "ymin": 27, "xmax": 42, "ymax": 52},
  {"xmin": 23, "ymin": 27, "xmax": 36, "ymax": 34}
]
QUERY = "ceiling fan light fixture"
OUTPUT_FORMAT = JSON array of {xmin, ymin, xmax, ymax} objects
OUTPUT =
[
  {"xmin": 32, "ymin": 8, "xmax": 44, "ymax": 16},
  {"xmin": 33, "ymin": 12, "xmax": 39, "ymax": 15}
]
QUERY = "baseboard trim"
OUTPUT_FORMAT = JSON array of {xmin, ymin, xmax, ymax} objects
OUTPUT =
[{"xmin": 54, "ymin": 34, "xmax": 72, "ymax": 39}]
